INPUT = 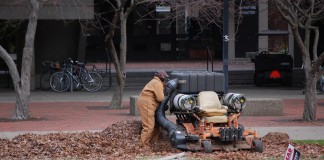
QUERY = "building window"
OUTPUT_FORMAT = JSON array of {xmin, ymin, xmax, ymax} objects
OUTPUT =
[
  {"xmin": 160, "ymin": 42, "xmax": 171, "ymax": 51},
  {"xmin": 156, "ymin": 6, "xmax": 171, "ymax": 35}
]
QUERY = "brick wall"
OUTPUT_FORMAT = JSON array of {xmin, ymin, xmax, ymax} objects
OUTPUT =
[{"xmin": 267, "ymin": 2, "xmax": 289, "ymax": 53}]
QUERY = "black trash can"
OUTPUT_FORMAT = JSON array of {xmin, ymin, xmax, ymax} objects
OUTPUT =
[{"xmin": 254, "ymin": 52, "xmax": 293, "ymax": 86}]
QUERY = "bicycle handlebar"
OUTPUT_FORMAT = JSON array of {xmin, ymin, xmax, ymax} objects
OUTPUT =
[{"xmin": 43, "ymin": 58, "xmax": 85, "ymax": 69}]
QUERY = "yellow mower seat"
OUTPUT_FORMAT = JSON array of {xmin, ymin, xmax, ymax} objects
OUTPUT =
[
  {"xmin": 204, "ymin": 116, "xmax": 228, "ymax": 123},
  {"xmin": 197, "ymin": 91, "xmax": 228, "ymax": 123}
]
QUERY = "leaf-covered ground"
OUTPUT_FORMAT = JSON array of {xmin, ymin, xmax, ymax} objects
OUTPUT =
[{"xmin": 0, "ymin": 120, "xmax": 323, "ymax": 159}]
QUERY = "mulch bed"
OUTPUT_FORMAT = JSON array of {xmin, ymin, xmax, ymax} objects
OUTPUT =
[{"xmin": 0, "ymin": 120, "xmax": 323, "ymax": 160}]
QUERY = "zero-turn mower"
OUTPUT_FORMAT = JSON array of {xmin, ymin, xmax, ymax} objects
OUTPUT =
[{"xmin": 156, "ymin": 78, "xmax": 263, "ymax": 153}]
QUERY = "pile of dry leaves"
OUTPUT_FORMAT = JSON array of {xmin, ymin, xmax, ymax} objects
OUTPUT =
[{"xmin": 0, "ymin": 120, "xmax": 323, "ymax": 159}]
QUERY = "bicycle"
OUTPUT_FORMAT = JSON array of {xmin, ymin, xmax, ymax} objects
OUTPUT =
[
  {"xmin": 40, "ymin": 61, "xmax": 61, "ymax": 90},
  {"xmin": 49, "ymin": 58, "xmax": 103, "ymax": 92}
]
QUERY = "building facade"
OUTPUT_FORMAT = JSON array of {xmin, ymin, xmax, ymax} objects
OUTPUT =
[
  {"xmin": 0, "ymin": 0, "xmax": 93, "ymax": 89},
  {"xmin": 2, "ymin": 0, "xmax": 320, "ymax": 89}
]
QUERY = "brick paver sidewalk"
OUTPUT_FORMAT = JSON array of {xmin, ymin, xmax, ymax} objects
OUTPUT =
[{"xmin": 1, "ymin": 99, "xmax": 324, "ymax": 132}]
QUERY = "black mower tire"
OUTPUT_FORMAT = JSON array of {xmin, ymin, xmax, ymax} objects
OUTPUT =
[
  {"xmin": 253, "ymin": 139, "xmax": 263, "ymax": 153},
  {"xmin": 201, "ymin": 140, "xmax": 213, "ymax": 153}
]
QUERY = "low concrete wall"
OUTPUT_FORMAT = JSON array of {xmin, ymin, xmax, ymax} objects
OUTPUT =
[
  {"xmin": 130, "ymin": 96, "xmax": 140, "ymax": 116},
  {"xmin": 242, "ymin": 98, "xmax": 283, "ymax": 116}
]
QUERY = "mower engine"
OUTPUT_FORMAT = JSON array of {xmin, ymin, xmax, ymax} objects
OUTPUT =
[
  {"xmin": 222, "ymin": 93, "xmax": 247, "ymax": 113},
  {"xmin": 157, "ymin": 80, "xmax": 263, "ymax": 153},
  {"xmin": 172, "ymin": 94, "xmax": 198, "ymax": 111}
]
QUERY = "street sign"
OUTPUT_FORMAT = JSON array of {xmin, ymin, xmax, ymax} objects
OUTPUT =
[{"xmin": 285, "ymin": 144, "xmax": 301, "ymax": 160}]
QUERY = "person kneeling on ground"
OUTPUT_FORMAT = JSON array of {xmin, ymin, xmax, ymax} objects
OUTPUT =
[{"xmin": 137, "ymin": 70, "xmax": 169, "ymax": 148}]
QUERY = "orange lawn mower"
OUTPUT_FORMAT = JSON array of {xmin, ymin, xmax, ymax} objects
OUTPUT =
[{"xmin": 156, "ymin": 78, "xmax": 263, "ymax": 153}]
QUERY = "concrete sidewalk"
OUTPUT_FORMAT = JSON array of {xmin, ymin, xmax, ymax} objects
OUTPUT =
[{"xmin": 1, "ymin": 85, "xmax": 324, "ymax": 141}]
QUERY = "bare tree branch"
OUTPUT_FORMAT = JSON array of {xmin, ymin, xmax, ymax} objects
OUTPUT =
[{"xmin": 275, "ymin": 0, "xmax": 324, "ymax": 121}]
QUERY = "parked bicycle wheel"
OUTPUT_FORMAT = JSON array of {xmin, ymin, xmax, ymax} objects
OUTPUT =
[
  {"xmin": 40, "ymin": 71, "xmax": 52, "ymax": 90},
  {"xmin": 82, "ymin": 71, "xmax": 103, "ymax": 92},
  {"xmin": 50, "ymin": 72, "xmax": 71, "ymax": 92},
  {"xmin": 40, "ymin": 61, "xmax": 61, "ymax": 90}
]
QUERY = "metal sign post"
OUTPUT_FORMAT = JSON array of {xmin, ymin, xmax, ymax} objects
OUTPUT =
[{"xmin": 223, "ymin": 0, "xmax": 229, "ymax": 93}]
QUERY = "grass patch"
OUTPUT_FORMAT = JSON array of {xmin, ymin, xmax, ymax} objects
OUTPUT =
[{"xmin": 292, "ymin": 140, "xmax": 324, "ymax": 146}]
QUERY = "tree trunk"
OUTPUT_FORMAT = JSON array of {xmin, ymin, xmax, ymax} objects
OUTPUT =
[
  {"xmin": 0, "ymin": 47, "xmax": 20, "ymax": 86},
  {"xmin": 110, "ymin": 15, "xmax": 127, "ymax": 108},
  {"xmin": 109, "ymin": 35, "xmax": 126, "ymax": 108},
  {"xmin": 12, "ymin": 0, "xmax": 40, "ymax": 119},
  {"xmin": 303, "ymin": 72, "xmax": 317, "ymax": 121}
]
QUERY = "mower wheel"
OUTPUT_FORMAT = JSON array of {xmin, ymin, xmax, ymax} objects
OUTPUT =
[
  {"xmin": 253, "ymin": 139, "xmax": 263, "ymax": 153},
  {"xmin": 201, "ymin": 140, "xmax": 213, "ymax": 153}
]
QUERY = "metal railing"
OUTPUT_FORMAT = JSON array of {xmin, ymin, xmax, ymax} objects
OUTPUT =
[{"xmin": 206, "ymin": 46, "xmax": 214, "ymax": 72}]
